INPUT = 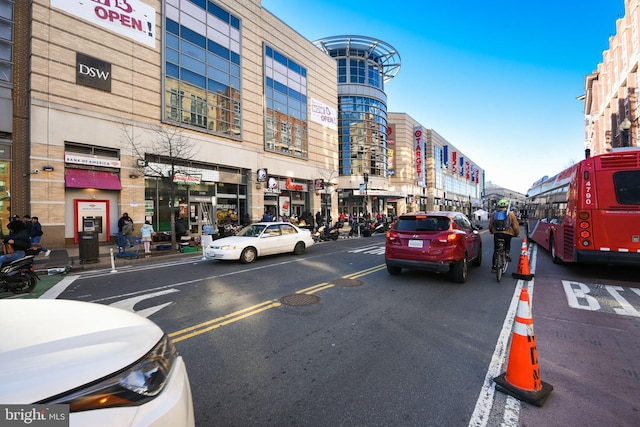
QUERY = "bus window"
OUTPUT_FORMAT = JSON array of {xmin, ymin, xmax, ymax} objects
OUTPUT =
[{"xmin": 613, "ymin": 171, "xmax": 640, "ymax": 204}]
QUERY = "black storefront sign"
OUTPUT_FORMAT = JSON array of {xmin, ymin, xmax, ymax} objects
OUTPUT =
[{"xmin": 76, "ymin": 52, "xmax": 112, "ymax": 92}]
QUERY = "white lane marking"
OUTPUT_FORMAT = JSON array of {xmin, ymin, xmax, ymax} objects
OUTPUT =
[
  {"xmin": 39, "ymin": 275, "xmax": 81, "ymax": 299},
  {"xmin": 109, "ymin": 288, "xmax": 179, "ymax": 317},
  {"xmin": 468, "ymin": 243, "xmax": 538, "ymax": 427}
]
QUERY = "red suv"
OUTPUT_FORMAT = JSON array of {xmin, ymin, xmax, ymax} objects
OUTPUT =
[{"xmin": 385, "ymin": 212, "xmax": 482, "ymax": 283}]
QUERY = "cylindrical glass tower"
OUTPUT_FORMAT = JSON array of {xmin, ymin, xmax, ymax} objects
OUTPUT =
[{"xmin": 313, "ymin": 36, "xmax": 400, "ymax": 181}]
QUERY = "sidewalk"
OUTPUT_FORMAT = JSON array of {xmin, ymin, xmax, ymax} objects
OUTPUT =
[{"xmin": 32, "ymin": 242, "xmax": 198, "ymax": 274}]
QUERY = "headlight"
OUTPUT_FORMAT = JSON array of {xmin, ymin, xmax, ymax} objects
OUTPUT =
[
  {"xmin": 220, "ymin": 245, "xmax": 236, "ymax": 250},
  {"xmin": 39, "ymin": 335, "xmax": 177, "ymax": 412}
]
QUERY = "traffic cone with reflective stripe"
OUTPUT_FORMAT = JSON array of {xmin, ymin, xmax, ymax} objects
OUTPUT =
[
  {"xmin": 512, "ymin": 238, "xmax": 534, "ymax": 280},
  {"xmin": 494, "ymin": 288, "xmax": 553, "ymax": 406}
]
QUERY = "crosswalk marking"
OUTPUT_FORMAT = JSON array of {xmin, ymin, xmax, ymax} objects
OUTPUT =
[{"xmin": 349, "ymin": 245, "xmax": 385, "ymax": 255}]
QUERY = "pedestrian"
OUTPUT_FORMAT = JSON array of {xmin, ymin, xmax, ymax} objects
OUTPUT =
[
  {"xmin": 140, "ymin": 220, "xmax": 155, "ymax": 254},
  {"xmin": 22, "ymin": 215, "xmax": 33, "ymax": 239},
  {"xmin": 121, "ymin": 215, "xmax": 134, "ymax": 247},
  {"xmin": 175, "ymin": 216, "xmax": 187, "ymax": 251},
  {"xmin": 30, "ymin": 216, "xmax": 51, "ymax": 257},
  {"xmin": 117, "ymin": 212, "xmax": 130, "ymax": 233},
  {"xmin": 0, "ymin": 217, "xmax": 31, "ymax": 264}
]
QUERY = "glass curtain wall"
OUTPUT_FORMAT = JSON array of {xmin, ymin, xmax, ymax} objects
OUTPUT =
[
  {"xmin": 163, "ymin": 1, "xmax": 241, "ymax": 137},
  {"xmin": 263, "ymin": 44, "xmax": 308, "ymax": 158},
  {"xmin": 338, "ymin": 96, "xmax": 387, "ymax": 178}
]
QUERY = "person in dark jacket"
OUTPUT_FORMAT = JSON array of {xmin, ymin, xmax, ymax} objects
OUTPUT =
[
  {"xmin": 0, "ymin": 218, "xmax": 31, "ymax": 264},
  {"xmin": 175, "ymin": 216, "xmax": 187, "ymax": 251},
  {"xmin": 22, "ymin": 215, "xmax": 33, "ymax": 239},
  {"xmin": 118, "ymin": 213, "xmax": 131, "ymax": 233},
  {"xmin": 30, "ymin": 216, "xmax": 51, "ymax": 257}
]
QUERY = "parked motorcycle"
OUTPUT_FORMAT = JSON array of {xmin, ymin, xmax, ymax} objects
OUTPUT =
[
  {"xmin": 313, "ymin": 222, "xmax": 340, "ymax": 242},
  {"xmin": 0, "ymin": 255, "xmax": 40, "ymax": 294},
  {"xmin": 371, "ymin": 219, "xmax": 388, "ymax": 234}
]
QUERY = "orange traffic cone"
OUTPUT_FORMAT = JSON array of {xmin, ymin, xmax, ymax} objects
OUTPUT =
[
  {"xmin": 494, "ymin": 288, "xmax": 553, "ymax": 406},
  {"xmin": 512, "ymin": 238, "xmax": 534, "ymax": 280}
]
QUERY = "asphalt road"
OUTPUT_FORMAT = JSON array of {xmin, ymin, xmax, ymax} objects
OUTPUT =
[{"xmin": 38, "ymin": 232, "xmax": 640, "ymax": 426}]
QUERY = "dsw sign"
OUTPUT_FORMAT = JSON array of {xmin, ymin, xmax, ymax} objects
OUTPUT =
[{"xmin": 76, "ymin": 52, "xmax": 112, "ymax": 92}]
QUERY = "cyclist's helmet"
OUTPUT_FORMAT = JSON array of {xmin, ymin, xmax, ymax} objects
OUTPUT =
[{"xmin": 497, "ymin": 199, "xmax": 509, "ymax": 208}]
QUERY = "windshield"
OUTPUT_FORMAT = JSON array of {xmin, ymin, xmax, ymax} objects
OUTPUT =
[{"xmin": 236, "ymin": 224, "xmax": 266, "ymax": 237}]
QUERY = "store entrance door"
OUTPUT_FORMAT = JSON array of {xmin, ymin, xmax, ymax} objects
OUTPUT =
[{"xmin": 189, "ymin": 202, "xmax": 212, "ymax": 235}]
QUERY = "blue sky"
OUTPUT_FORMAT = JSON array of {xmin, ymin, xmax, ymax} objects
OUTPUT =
[{"xmin": 262, "ymin": 0, "xmax": 625, "ymax": 194}]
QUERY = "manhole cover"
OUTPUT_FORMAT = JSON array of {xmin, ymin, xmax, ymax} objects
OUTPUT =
[
  {"xmin": 280, "ymin": 294, "xmax": 321, "ymax": 306},
  {"xmin": 332, "ymin": 278, "xmax": 363, "ymax": 287}
]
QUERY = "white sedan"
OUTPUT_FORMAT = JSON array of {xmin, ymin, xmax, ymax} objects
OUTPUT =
[
  {"xmin": 0, "ymin": 299, "xmax": 194, "ymax": 427},
  {"xmin": 204, "ymin": 221, "xmax": 314, "ymax": 263}
]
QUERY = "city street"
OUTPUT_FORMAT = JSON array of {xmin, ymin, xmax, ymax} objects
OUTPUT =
[{"xmin": 38, "ymin": 232, "xmax": 640, "ymax": 426}]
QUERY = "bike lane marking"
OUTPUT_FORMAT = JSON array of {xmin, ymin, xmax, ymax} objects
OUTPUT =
[{"xmin": 562, "ymin": 281, "xmax": 640, "ymax": 317}]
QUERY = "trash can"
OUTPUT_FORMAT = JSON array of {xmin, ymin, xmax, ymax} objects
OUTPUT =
[{"xmin": 78, "ymin": 231, "xmax": 99, "ymax": 263}]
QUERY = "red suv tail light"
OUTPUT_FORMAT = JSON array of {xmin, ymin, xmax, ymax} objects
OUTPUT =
[
  {"xmin": 437, "ymin": 232, "xmax": 461, "ymax": 244},
  {"xmin": 386, "ymin": 230, "xmax": 401, "ymax": 245}
]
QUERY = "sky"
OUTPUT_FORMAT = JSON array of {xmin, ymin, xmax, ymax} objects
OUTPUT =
[{"xmin": 261, "ymin": 0, "xmax": 625, "ymax": 194}]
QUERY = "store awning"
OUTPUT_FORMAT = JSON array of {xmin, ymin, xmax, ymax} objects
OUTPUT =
[{"xmin": 65, "ymin": 169, "xmax": 122, "ymax": 190}]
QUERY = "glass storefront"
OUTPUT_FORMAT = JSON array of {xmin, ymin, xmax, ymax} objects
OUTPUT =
[{"xmin": 144, "ymin": 170, "xmax": 247, "ymax": 235}]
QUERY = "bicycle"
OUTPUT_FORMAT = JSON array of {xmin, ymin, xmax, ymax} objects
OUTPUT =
[{"xmin": 493, "ymin": 238, "xmax": 509, "ymax": 282}]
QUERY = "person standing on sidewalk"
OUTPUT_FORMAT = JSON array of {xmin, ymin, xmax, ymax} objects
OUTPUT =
[
  {"xmin": 175, "ymin": 216, "xmax": 187, "ymax": 252},
  {"xmin": 30, "ymin": 216, "xmax": 51, "ymax": 257},
  {"xmin": 140, "ymin": 220, "xmax": 155, "ymax": 254}
]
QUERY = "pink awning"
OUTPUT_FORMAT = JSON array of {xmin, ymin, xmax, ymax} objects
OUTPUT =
[{"xmin": 65, "ymin": 169, "xmax": 122, "ymax": 190}]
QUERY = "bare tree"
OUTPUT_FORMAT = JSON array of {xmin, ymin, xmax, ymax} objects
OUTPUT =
[{"xmin": 120, "ymin": 122, "xmax": 199, "ymax": 251}]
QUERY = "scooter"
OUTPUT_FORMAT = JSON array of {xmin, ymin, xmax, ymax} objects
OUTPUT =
[
  {"xmin": 313, "ymin": 222, "xmax": 340, "ymax": 242},
  {"xmin": 371, "ymin": 219, "xmax": 388, "ymax": 234},
  {"xmin": 0, "ymin": 255, "xmax": 40, "ymax": 295}
]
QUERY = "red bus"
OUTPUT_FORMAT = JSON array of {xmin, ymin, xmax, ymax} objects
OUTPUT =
[{"xmin": 525, "ymin": 148, "xmax": 640, "ymax": 265}]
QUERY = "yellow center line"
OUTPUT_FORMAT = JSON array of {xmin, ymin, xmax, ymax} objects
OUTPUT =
[
  {"xmin": 169, "ymin": 301, "xmax": 282, "ymax": 343},
  {"xmin": 305, "ymin": 284, "xmax": 335, "ymax": 294},
  {"xmin": 169, "ymin": 264, "xmax": 387, "ymax": 343},
  {"xmin": 344, "ymin": 264, "xmax": 387, "ymax": 279},
  {"xmin": 296, "ymin": 282, "xmax": 332, "ymax": 294}
]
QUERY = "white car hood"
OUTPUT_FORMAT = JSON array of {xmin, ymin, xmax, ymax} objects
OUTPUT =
[
  {"xmin": 0, "ymin": 300, "xmax": 163, "ymax": 404},
  {"xmin": 210, "ymin": 236, "xmax": 251, "ymax": 246}
]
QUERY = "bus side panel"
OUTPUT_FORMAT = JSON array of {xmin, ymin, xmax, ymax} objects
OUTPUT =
[{"xmin": 527, "ymin": 219, "xmax": 553, "ymax": 252}]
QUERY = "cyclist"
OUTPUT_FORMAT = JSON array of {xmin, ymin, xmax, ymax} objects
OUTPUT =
[{"xmin": 489, "ymin": 199, "xmax": 520, "ymax": 273}]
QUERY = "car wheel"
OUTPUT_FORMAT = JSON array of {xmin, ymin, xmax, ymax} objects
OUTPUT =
[
  {"xmin": 386, "ymin": 264, "xmax": 402, "ymax": 275},
  {"xmin": 240, "ymin": 247, "xmax": 257, "ymax": 264},
  {"xmin": 451, "ymin": 255, "xmax": 468, "ymax": 283},
  {"xmin": 472, "ymin": 243, "xmax": 482, "ymax": 267},
  {"xmin": 293, "ymin": 241, "xmax": 305, "ymax": 255}
]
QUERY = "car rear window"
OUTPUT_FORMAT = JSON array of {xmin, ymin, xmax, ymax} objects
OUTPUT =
[{"xmin": 396, "ymin": 217, "xmax": 450, "ymax": 232}]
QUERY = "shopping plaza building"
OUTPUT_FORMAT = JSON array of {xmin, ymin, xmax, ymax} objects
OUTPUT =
[{"xmin": 1, "ymin": 0, "xmax": 485, "ymax": 248}]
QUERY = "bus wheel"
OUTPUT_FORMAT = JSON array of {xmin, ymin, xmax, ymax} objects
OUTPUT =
[{"xmin": 550, "ymin": 235, "xmax": 562, "ymax": 264}]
